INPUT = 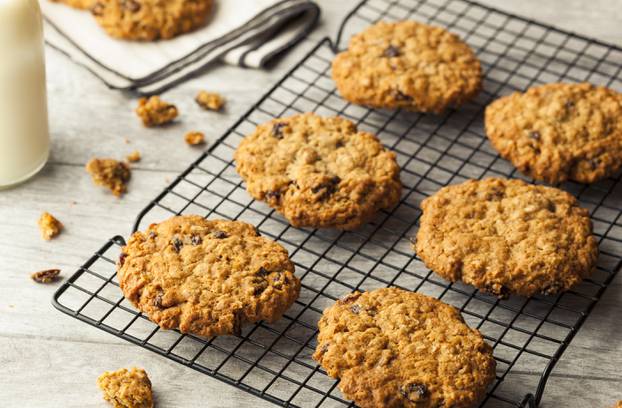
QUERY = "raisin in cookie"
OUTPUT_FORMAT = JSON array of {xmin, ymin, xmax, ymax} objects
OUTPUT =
[
  {"xmin": 332, "ymin": 21, "xmax": 481, "ymax": 114},
  {"xmin": 92, "ymin": 0, "xmax": 213, "ymax": 41},
  {"xmin": 485, "ymin": 83, "xmax": 622, "ymax": 184},
  {"xmin": 313, "ymin": 288, "xmax": 496, "ymax": 408},
  {"xmin": 415, "ymin": 178, "xmax": 598, "ymax": 298},
  {"xmin": 97, "ymin": 367, "xmax": 153, "ymax": 408},
  {"xmin": 234, "ymin": 113, "xmax": 402, "ymax": 230},
  {"xmin": 50, "ymin": 0, "xmax": 94, "ymax": 9},
  {"xmin": 118, "ymin": 215, "xmax": 300, "ymax": 337}
]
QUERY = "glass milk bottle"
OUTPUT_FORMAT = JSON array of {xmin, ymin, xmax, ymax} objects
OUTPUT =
[{"xmin": 0, "ymin": 0, "xmax": 50, "ymax": 189}]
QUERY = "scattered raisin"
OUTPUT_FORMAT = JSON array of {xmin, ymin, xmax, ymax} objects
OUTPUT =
[
  {"xmin": 541, "ymin": 283, "xmax": 563, "ymax": 296},
  {"xmin": 311, "ymin": 176, "xmax": 341, "ymax": 198},
  {"xmin": 590, "ymin": 158, "xmax": 600, "ymax": 170},
  {"xmin": 394, "ymin": 90, "xmax": 413, "ymax": 101},
  {"xmin": 91, "ymin": 2, "xmax": 104, "ymax": 16},
  {"xmin": 257, "ymin": 267, "xmax": 270, "ymax": 277},
  {"xmin": 212, "ymin": 230, "xmax": 228, "ymax": 239},
  {"xmin": 339, "ymin": 292, "xmax": 362, "ymax": 304},
  {"xmin": 232, "ymin": 311, "xmax": 243, "ymax": 336},
  {"xmin": 383, "ymin": 45, "xmax": 401, "ymax": 58},
  {"xmin": 253, "ymin": 278, "xmax": 269, "ymax": 296},
  {"xmin": 265, "ymin": 190, "xmax": 281, "ymax": 201},
  {"xmin": 153, "ymin": 292, "xmax": 163, "ymax": 308},
  {"xmin": 319, "ymin": 343, "xmax": 330, "ymax": 355},
  {"xmin": 148, "ymin": 231, "xmax": 157, "ymax": 239},
  {"xmin": 546, "ymin": 200, "xmax": 557, "ymax": 213},
  {"xmin": 400, "ymin": 383, "xmax": 429, "ymax": 403},
  {"xmin": 272, "ymin": 123, "xmax": 287, "ymax": 139},
  {"xmin": 31, "ymin": 269, "xmax": 61, "ymax": 284},
  {"xmin": 565, "ymin": 100, "xmax": 575, "ymax": 110},
  {"xmin": 172, "ymin": 238, "xmax": 183, "ymax": 252},
  {"xmin": 121, "ymin": 0, "xmax": 141, "ymax": 11},
  {"xmin": 486, "ymin": 284, "xmax": 510, "ymax": 299},
  {"xmin": 528, "ymin": 131, "xmax": 541, "ymax": 141},
  {"xmin": 191, "ymin": 235, "xmax": 202, "ymax": 245},
  {"xmin": 335, "ymin": 140, "xmax": 344, "ymax": 148},
  {"xmin": 118, "ymin": 253, "xmax": 127, "ymax": 267}
]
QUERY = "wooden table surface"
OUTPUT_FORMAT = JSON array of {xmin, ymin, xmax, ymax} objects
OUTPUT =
[{"xmin": 1, "ymin": 1, "xmax": 621, "ymax": 407}]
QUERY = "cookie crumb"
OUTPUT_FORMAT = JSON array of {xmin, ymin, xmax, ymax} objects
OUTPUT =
[
  {"xmin": 31, "ymin": 269, "xmax": 61, "ymax": 283},
  {"xmin": 195, "ymin": 91, "xmax": 225, "ymax": 111},
  {"xmin": 136, "ymin": 96, "xmax": 178, "ymax": 127},
  {"xmin": 86, "ymin": 158, "xmax": 131, "ymax": 197},
  {"xmin": 126, "ymin": 151, "xmax": 142, "ymax": 163},
  {"xmin": 97, "ymin": 367, "xmax": 153, "ymax": 408},
  {"xmin": 185, "ymin": 131, "xmax": 205, "ymax": 146},
  {"xmin": 124, "ymin": 138, "xmax": 131, "ymax": 144},
  {"xmin": 38, "ymin": 212, "xmax": 63, "ymax": 240}
]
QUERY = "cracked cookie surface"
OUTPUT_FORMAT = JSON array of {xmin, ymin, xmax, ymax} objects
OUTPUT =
[
  {"xmin": 86, "ymin": 158, "xmax": 131, "ymax": 197},
  {"xmin": 313, "ymin": 288, "xmax": 496, "ymax": 408},
  {"xmin": 97, "ymin": 367, "xmax": 153, "ymax": 408},
  {"xmin": 234, "ymin": 113, "xmax": 402, "ymax": 230},
  {"xmin": 332, "ymin": 21, "xmax": 481, "ymax": 113},
  {"xmin": 415, "ymin": 178, "xmax": 598, "ymax": 298},
  {"xmin": 118, "ymin": 215, "xmax": 300, "ymax": 337},
  {"xmin": 92, "ymin": 0, "xmax": 213, "ymax": 41},
  {"xmin": 485, "ymin": 82, "xmax": 622, "ymax": 184}
]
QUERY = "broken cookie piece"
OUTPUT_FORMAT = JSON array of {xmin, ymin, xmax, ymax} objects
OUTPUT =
[
  {"xmin": 195, "ymin": 91, "xmax": 225, "ymax": 111},
  {"xmin": 136, "ymin": 96, "xmax": 178, "ymax": 127},
  {"xmin": 126, "ymin": 151, "xmax": 141, "ymax": 163},
  {"xmin": 97, "ymin": 367, "xmax": 153, "ymax": 408},
  {"xmin": 184, "ymin": 131, "xmax": 205, "ymax": 146},
  {"xmin": 38, "ymin": 212, "xmax": 63, "ymax": 240},
  {"xmin": 31, "ymin": 269, "xmax": 61, "ymax": 283},
  {"xmin": 86, "ymin": 158, "xmax": 131, "ymax": 197}
]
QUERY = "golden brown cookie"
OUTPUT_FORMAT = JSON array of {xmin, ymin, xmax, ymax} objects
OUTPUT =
[
  {"xmin": 234, "ymin": 113, "xmax": 402, "ymax": 230},
  {"xmin": 38, "ymin": 212, "xmax": 63, "ymax": 240},
  {"xmin": 485, "ymin": 83, "xmax": 622, "ymax": 184},
  {"xmin": 313, "ymin": 288, "xmax": 496, "ymax": 408},
  {"xmin": 332, "ymin": 21, "xmax": 482, "ymax": 114},
  {"xmin": 86, "ymin": 158, "xmax": 131, "ymax": 197},
  {"xmin": 135, "ymin": 96, "xmax": 178, "ymax": 127},
  {"xmin": 92, "ymin": 0, "xmax": 213, "ymax": 41},
  {"xmin": 195, "ymin": 91, "xmax": 225, "ymax": 111},
  {"xmin": 118, "ymin": 215, "xmax": 300, "ymax": 337},
  {"xmin": 50, "ymin": 0, "xmax": 94, "ymax": 9},
  {"xmin": 97, "ymin": 367, "xmax": 153, "ymax": 408},
  {"xmin": 415, "ymin": 178, "xmax": 598, "ymax": 298}
]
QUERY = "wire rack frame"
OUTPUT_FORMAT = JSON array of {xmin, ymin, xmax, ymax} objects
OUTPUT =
[{"xmin": 53, "ymin": 0, "xmax": 622, "ymax": 407}]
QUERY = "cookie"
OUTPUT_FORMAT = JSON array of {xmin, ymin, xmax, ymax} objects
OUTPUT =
[
  {"xmin": 184, "ymin": 131, "xmax": 205, "ymax": 146},
  {"xmin": 38, "ymin": 212, "xmax": 63, "ymax": 240},
  {"xmin": 195, "ymin": 91, "xmax": 225, "ymax": 111},
  {"xmin": 50, "ymin": 0, "xmax": 94, "ymax": 9},
  {"xmin": 97, "ymin": 367, "xmax": 153, "ymax": 408},
  {"xmin": 313, "ymin": 288, "xmax": 496, "ymax": 408},
  {"xmin": 86, "ymin": 158, "xmax": 131, "ymax": 197},
  {"xmin": 118, "ymin": 215, "xmax": 300, "ymax": 337},
  {"xmin": 485, "ymin": 83, "xmax": 622, "ymax": 184},
  {"xmin": 91, "ymin": 0, "xmax": 213, "ymax": 41},
  {"xmin": 234, "ymin": 113, "xmax": 402, "ymax": 230},
  {"xmin": 135, "ymin": 96, "xmax": 178, "ymax": 127},
  {"xmin": 126, "ymin": 151, "xmax": 141, "ymax": 163},
  {"xmin": 332, "ymin": 21, "xmax": 481, "ymax": 114},
  {"xmin": 415, "ymin": 178, "xmax": 598, "ymax": 298}
]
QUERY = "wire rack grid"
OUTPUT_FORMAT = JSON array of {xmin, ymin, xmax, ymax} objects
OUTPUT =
[{"xmin": 53, "ymin": 0, "xmax": 622, "ymax": 407}]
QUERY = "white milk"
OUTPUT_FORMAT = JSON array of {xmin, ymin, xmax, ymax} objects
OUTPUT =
[{"xmin": 0, "ymin": 0, "xmax": 50, "ymax": 189}]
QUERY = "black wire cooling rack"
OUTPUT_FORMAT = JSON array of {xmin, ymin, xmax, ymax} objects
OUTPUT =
[{"xmin": 53, "ymin": 0, "xmax": 622, "ymax": 406}]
